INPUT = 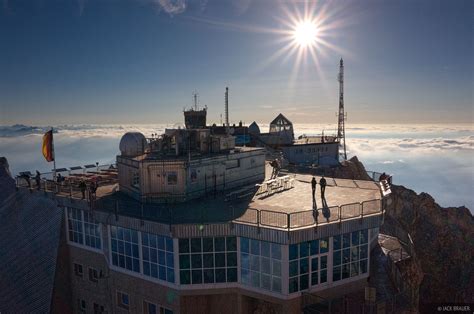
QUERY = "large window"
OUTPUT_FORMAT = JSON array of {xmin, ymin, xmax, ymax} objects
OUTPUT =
[
  {"xmin": 332, "ymin": 230, "xmax": 369, "ymax": 282},
  {"xmin": 142, "ymin": 232, "xmax": 175, "ymax": 283},
  {"xmin": 84, "ymin": 212, "xmax": 102, "ymax": 249},
  {"xmin": 67, "ymin": 208, "xmax": 84, "ymax": 245},
  {"xmin": 289, "ymin": 238, "xmax": 329, "ymax": 293},
  {"xmin": 110, "ymin": 226, "xmax": 140, "ymax": 273},
  {"xmin": 179, "ymin": 237, "xmax": 237, "ymax": 285},
  {"xmin": 67, "ymin": 208, "xmax": 102, "ymax": 250},
  {"xmin": 240, "ymin": 238, "xmax": 282, "ymax": 293}
]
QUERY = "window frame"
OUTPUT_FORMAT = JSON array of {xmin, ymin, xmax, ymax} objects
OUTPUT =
[
  {"xmin": 66, "ymin": 207, "xmax": 102, "ymax": 251},
  {"xmin": 88, "ymin": 267, "xmax": 99, "ymax": 283},
  {"xmin": 117, "ymin": 291, "xmax": 130, "ymax": 310},
  {"xmin": 179, "ymin": 236, "xmax": 238, "ymax": 285},
  {"xmin": 74, "ymin": 263, "xmax": 83, "ymax": 277}
]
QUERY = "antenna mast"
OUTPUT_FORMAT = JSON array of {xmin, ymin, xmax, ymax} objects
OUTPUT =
[
  {"xmin": 193, "ymin": 91, "xmax": 199, "ymax": 110},
  {"xmin": 337, "ymin": 58, "xmax": 347, "ymax": 160},
  {"xmin": 225, "ymin": 87, "xmax": 229, "ymax": 127}
]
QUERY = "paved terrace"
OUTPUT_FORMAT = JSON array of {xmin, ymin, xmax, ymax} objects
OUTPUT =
[
  {"xmin": 238, "ymin": 173, "xmax": 382, "ymax": 229},
  {"xmin": 16, "ymin": 167, "xmax": 383, "ymax": 231}
]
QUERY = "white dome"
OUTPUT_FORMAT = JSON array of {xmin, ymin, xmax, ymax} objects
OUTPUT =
[{"xmin": 119, "ymin": 132, "xmax": 146, "ymax": 157}]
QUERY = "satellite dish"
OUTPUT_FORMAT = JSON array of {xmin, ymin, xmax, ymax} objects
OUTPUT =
[{"xmin": 229, "ymin": 128, "xmax": 235, "ymax": 135}]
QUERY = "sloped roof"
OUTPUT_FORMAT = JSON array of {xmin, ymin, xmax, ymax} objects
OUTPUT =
[
  {"xmin": 0, "ymin": 190, "xmax": 63, "ymax": 313},
  {"xmin": 269, "ymin": 113, "xmax": 293, "ymax": 126}
]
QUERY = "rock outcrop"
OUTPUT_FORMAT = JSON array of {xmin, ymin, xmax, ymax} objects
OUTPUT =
[
  {"xmin": 0, "ymin": 157, "xmax": 16, "ymax": 205},
  {"xmin": 333, "ymin": 156, "xmax": 474, "ymax": 305},
  {"xmin": 387, "ymin": 185, "xmax": 474, "ymax": 304}
]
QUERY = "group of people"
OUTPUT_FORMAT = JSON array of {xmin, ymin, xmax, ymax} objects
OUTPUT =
[
  {"xmin": 79, "ymin": 179, "xmax": 98, "ymax": 200},
  {"xmin": 311, "ymin": 176, "xmax": 327, "ymax": 207},
  {"xmin": 19, "ymin": 170, "xmax": 98, "ymax": 200},
  {"xmin": 20, "ymin": 170, "xmax": 43, "ymax": 190}
]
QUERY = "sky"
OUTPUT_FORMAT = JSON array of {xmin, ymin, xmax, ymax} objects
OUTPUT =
[{"xmin": 0, "ymin": 0, "xmax": 472, "ymax": 125}]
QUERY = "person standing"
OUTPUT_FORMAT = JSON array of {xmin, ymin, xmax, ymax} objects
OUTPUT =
[
  {"xmin": 311, "ymin": 177, "xmax": 317, "ymax": 201},
  {"xmin": 320, "ymin": 176, "xmax": 327, "ymax": 199},
  {"xmin": 79, "ymin": 180, "xmax": 87, "ymax": 199},
  {"xmin": 35, "ymin": 171, "xmax": 41, "ymax": 190}
]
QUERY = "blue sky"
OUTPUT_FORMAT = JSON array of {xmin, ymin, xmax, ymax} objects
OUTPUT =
[{"xmin": 0, "ymin": 0, "xmax": 472, "ymax": 125}]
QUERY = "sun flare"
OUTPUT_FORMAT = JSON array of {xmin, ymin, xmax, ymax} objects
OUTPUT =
[{"xmin": 293, "ymin": 20, "xmax": 318, "ymax": 48}]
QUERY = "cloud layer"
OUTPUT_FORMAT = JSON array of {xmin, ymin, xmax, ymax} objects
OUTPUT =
[{"xmin": 0, "ymin": 123, "xmax": 472, "ymax": 210}]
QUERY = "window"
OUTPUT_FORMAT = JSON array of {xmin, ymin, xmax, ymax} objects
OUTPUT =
[
  {"xmin": 226, "ymin": 159, "xmax": 240, "ymax": 169},
  {"xmin": 143, "ymin": 301, "xmax": 174, "ymax": 314},
  {"xmin": 179, "ymin": 237, "xmax": 237, "ymax": 285},
  {"xmin": 289, "ymin": 238, "xmax": 329, "ymax": 293},
  {"xmin": 117, "ymin": 291, "xmax": 129, "ymax": 310},
  {"xmin": 78, "ymin": 299, "xmax": 86, "ymax": 313},
  {"xmin": 84, "ymin": 212, "xmax": 102, "ymax": 249},
  {"xmin": 142, "ymin": 232, "xmax": 175, "ymax": 283},
  {"xmin": 110, "ymin": 226, "xmax": 140, "ymax": 273},
  {"xmin": 143, "ymin": 301, "xmax": 157, "ymax": 314},
  {"xmin": 89, "ymin": 267, "xmax": 99, "ymax": 283},
  {"xmin": 240, "ymin": 238, "xmax": 282, "ymax": 293},
  {"xmin": 67, "ymin": 208, "xmax": 83, "ymax": 245},
  {"xmin": 74, "ymin": 263, "xmax": 83, "ymax": 277},
  {"xmin": 333, "ymin": 230, "xmax": 369, "ymax": 282},
  {"xmin": 132, "ymin": 172, "xmax": 140, "ymax": 188},
  {"xmin": 167, "ymin": 172, "xmax": 177, "ymax": 185},
  {"xmin": 67, "ymin": 208, "xmax": 102, "ymax": 250}
]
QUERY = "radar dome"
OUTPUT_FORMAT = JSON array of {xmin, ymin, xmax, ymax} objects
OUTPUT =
[{"xmin": 119, "ymin": 132, "xmax": 146, "ymax": 157}]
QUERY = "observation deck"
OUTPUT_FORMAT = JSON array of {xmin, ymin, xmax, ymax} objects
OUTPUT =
[{"xmin": 15, "ymin": 163, "xmax": 385, "ymax": 234}]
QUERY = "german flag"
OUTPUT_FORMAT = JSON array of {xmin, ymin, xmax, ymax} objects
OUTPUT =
[{"xmin": 42, "ymin": 130, "xmax": 54, "ymax": 162}]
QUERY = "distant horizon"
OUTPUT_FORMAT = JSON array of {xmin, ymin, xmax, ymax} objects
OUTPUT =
[{"xmin": 1, "ymin": 122, "xmax": 472, "ymax": 210}]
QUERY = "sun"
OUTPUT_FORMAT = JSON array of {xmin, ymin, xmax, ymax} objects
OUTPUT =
[{"xmin": 293, "ymin": 20, "xmax": 318, "ymax": 48}]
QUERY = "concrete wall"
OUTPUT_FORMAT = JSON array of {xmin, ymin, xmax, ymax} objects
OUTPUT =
[{"xmin": 117, "ymin": 149, "xmax": 265, "ymax": 203}]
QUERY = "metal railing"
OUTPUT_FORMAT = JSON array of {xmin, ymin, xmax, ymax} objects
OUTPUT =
[
  {"xmin": 235, "ymin": 198, "xmax": 383, "ymax": 231},
  {"xmin": 15, "ymin": 163, "xmax": 118, "ymax": 199}
]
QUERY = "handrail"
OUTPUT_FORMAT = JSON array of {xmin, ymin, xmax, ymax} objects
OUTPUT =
[{"xmin": 234, "ymin": 198, "xmax": 383, "ymax": 231}]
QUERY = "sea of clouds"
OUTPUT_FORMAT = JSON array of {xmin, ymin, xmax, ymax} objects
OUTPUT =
[{"xmin": 0, "ymin": 123, "xmax": 472, "ymax": 210}]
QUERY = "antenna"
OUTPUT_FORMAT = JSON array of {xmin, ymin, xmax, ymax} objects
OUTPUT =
[
  {"xmin": 192, "ymin": 91, "xmax": 199, "ymax": 110},
  {"xmin": 225, "ymin": 87, "xmax": 229, "ymax": 127},
  {"xmin": 337, "ymin": 58, "xmax": 347, "ymax": 160}
]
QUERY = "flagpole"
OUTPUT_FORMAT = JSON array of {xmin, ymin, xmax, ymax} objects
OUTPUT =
[{"xmin": 52, "ymin": 127, "xmax": 57, "ymax": 180}]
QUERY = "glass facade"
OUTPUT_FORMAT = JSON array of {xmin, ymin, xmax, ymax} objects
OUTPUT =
[
  {"xmin": 240, "ymin": 238, "xmax": 282, "ymax": 293},
  {"xmin": 65, "ymin": 205, "xmax": 373, "ymax": 295},
  {"xmin": 289, "ymin": 238, "xmax": 329, "ymax": 293},
  {"xmin": 142, "ymin": 232, "xmax": 175, "ymax": 283},
  {"xmin": 110, "ymin": 226, "xmax": 140, "ymax": 273},
  {"xmin": 67, "ymin": 208, "xmax": 101, "ymax": 250},
  {"xmin": 332, "ymin": 230, "xmax": 369, "ymax": 282},
  {"xmin": 179, "ymin": 237, "xmax": 237, "ymax": 285}
]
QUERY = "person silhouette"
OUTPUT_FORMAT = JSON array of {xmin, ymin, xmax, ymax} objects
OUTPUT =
[{"xmin": 320, "ymin": 176, "xmax": 327, "ymax": 199}]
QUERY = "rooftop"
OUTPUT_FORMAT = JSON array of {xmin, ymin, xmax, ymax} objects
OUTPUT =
[{"xmin": 16, "ymin": 163, "xmax": 384, "ymax": 231}]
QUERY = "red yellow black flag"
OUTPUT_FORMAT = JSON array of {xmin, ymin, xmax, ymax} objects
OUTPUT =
[{"xmin": 42, "ymin": 130, "xmax": 54, "ymax": 162}]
